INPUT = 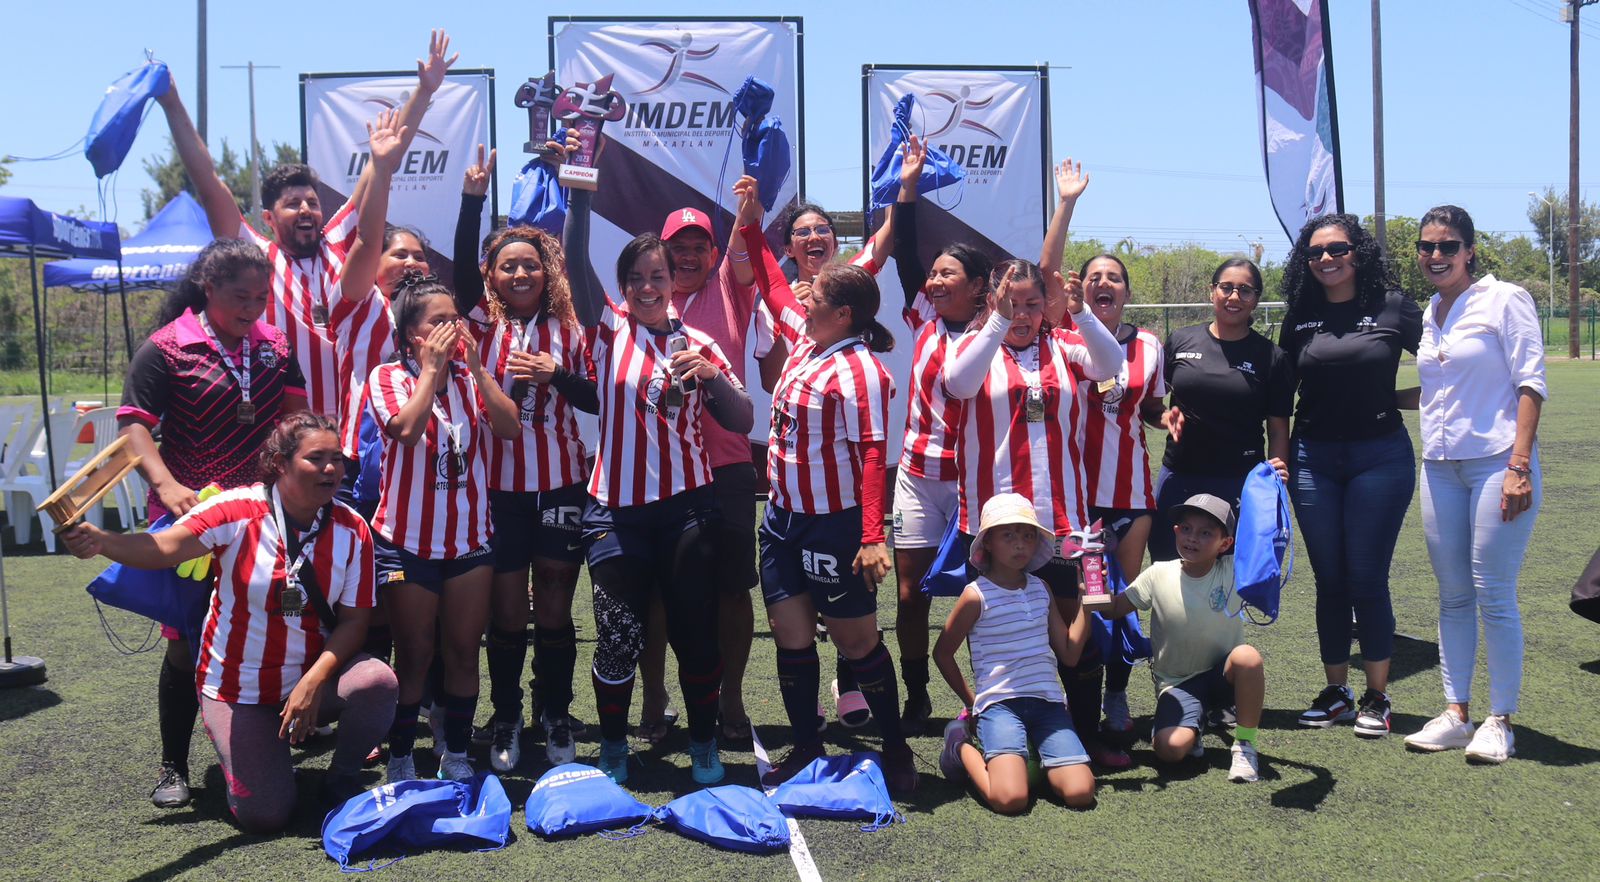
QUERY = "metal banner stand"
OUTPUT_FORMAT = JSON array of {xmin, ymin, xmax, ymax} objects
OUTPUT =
[{"xmin": 0, "ymin": 543, "xmax": 47, "ymax": 687}]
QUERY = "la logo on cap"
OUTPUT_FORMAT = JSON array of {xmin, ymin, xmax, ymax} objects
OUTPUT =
[{"xmin": 681, "ymin": 209, "xmax": 697, "ymax": 223}]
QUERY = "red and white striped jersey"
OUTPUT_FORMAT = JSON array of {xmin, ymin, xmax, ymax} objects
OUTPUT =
[
  {"xmin": 899, "ymin": 292, "xmax": 963, "ymax": 481},
  {"xmin": 177, "ymin": 485, "xmax": 376, "ymax": 704},
  {"xmin": 330, "ymin": 289, "xmax": 395, "ymax": 458},
  {"xmin": 368, "ymin": 360, "xmax": 492, "ymax": 558},
  {"xmin": 750, "ymin": 243, "xmax": 882, "ymax": 360},
  {"xmin": 1083, "ymin": 326, "xmax": 1165, "ymax": 510},
  {"xmin": 238, "ymin": 202, "xmax": 360, "ymax": 419},
  {"xmin": 587, "ymin": 302, "xmax": 742, "ymax": 508},
  {"xmin": 763, "ymin": 287, "xmax": 895, "ymax": 514},
  {"xmin": 948, "ymin": 326, "xmax": 1107, "ymax": 538},
  {"xmin": 465, "ymin": 305, "xmax": 589, "ymax": 493}
]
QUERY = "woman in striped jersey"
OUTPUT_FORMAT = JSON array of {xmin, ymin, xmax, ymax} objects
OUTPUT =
[
  {"xmin": 732, "ymin": 177, "xmax": 916, "ymax": 794},
  {"xmin": 63, "ymin": 412, "xmax": 395, "ymax": 832},
  {"xmin": 453, "ymin": 146, "xmax": 597, "ymax": 771},
  {"xmin": 369, "ymin": 276, "xmax": 522, "ymax": 784},
  {"xmin": 941, "ymin": 260, "xmax": 1126, "ymax": 765},
  {"xmin": 565, "ymin": 188, "xmax": 754, "ymax": 787}
]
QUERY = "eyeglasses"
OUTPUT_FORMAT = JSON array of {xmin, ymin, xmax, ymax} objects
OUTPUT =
[
  {"xmin": 791, "ymin": 224, "xmax": 832, "ymax": 240},
  {"xmin": 1415, "ymin": 240, "xmax": 1464, "ymax": 257},
  {"xmin": 1214, "ymin": 282, "xmax": 1259, "ymax": 299},
  {"xmin": 1306, "ymin": 242, "xmax": 1353, "ymax": 260}
]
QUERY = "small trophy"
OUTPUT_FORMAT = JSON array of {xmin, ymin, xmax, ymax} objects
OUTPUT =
[
  {"xmin": 515, "ymin": 72, "xmax": 561, "ymax": 156},
  {"xmin": 551, "ymin": 73, "xmax": 627, "ymax": 191},
  {"xmin": 37, "ymin": 435, "xmax": 142, "ymax": 533},
  {"xmin": 1075, "ymin": 520, "xmax": 1114, "ymax": 611}
]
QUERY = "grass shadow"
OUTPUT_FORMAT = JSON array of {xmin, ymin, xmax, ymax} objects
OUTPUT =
[
  {"xmin": 0, "ymin": 685, "xmax": 61, "ymax": 722},
  {"xmin": 1579, "ymin": 659, "xmax": 1600, "ymax": 676},
  {"xmin": 1371, "ymin": 633, "xmax": 1439, "ymax": 685},
  {"xmin": 1505, "ymin": 724, "xmax": 1600, "ymax": 767},
  {"xmin": 1261, "ymin": 754, "xmax": 1335, "ymax": 811}
]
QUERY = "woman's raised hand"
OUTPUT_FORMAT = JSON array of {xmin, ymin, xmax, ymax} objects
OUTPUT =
[{"xmin": 463, "ymin": 143, "xmax": 496, "ymax": 196}]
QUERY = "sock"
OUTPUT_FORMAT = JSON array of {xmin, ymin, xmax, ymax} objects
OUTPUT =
[
  {"xmin": 389, "ymin": 702, "xmax": 422, "ymax": 759},
  {"xmin": 441, "ymin": 691, "xmax": 478, "ymax": 755},
  {"xmin": 776, "ymin": 645, "xmax": 822, "ymax": 747},
  {"xmin": 361, "ymin": 625, "xmax": 393, "ymax": 665},
  {"xmin": 1060, "ymin": 648, "xmax": 1105, "ymax": 740},
  {"xmin": 157, "ymin": 657, "xmax": 197, "ymax": 775},
  {"xmin": 485, "ymin": 628, "xmax": 528, "ymax": 725},
  {"xmin": 900, "ymin": 655, "xmax": 930, "ymax": 702},
  {"xmin": 679, "ymin": 660, "xmax": 724, "ymax": 743},
  {"xmin": 1105, "ymin": 657, "xmax": 1132, "ymax": 693},
  {"xmin": 835, "ymin": 652, "xmax": 858, "ymax": 692},
  {"xmin": 848, "ymin": 640, "xmax": 904, "ymax": 745},
  {"xmin": 592, "ymin": 668, "xmax": 635, "ymax": 743},
  {"xmin": 534, "ymin": 624, "xmax": 578, "ymax": 722},
  {"xmin": 1233, "ymin": 726, "xmax": 1258, "ymax": 745}
]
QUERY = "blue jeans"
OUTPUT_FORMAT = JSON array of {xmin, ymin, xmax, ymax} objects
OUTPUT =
[
  {"xmin": 1420, "ymin": 452, "xmax": 1541, "ymax": 715},
  {"xmin": 975, "ymin": 696, "xmax": 1089, "ymax": 768},
  {"xmin": 1289, "ymin": 429, "xmax": 1415, "ymax": 667}
]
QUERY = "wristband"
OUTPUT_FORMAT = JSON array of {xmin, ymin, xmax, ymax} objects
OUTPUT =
[{"xmin": 1506, "ymin": 463, "xmax": 1531, "ymax": 476}]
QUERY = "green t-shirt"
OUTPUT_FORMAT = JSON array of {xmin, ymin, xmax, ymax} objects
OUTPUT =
[{"xmin": 1123, "ymin": 557, "xmax": 1244, "ymax": 692}]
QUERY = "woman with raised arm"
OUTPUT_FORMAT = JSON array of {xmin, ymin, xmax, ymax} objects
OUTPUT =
[{"xmin": 564, "ymin": 185, "xmax": 754, "ymax": 787}]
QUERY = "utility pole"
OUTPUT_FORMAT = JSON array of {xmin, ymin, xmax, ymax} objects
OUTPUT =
[
  {"xmin": 1371, "ymin": 0, "xmax": 1386, "ymax": 255},
  {"xmin": 1563, "ymin": 0, "xmax": 1596, "ymax": 358},
  {"xmin": 196, "ymin": 0, "xmax": 207, "ymax": 142},
  {"xmin": 222, "ymin": 62, "xmax": 280, "ymax": 219}
]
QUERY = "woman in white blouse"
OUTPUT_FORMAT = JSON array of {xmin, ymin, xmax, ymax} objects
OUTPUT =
[{"xmin": 1403, "ymin": 205, "xmax": 1546, "ymax": 764}]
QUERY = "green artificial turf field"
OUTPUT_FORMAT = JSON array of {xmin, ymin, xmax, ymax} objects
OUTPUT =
[{"xmin": 1, "ymin": 361, "xmax": 1597, "ymax": 881}]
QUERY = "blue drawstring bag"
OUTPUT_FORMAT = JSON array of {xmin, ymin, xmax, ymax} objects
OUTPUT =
[
  {"xmin": 86, "ymin": 58, "xmax": 171, "ymax": 178},
  {"xmin": 508, "ymin": 159, "xmax": 567, "ymax": 237},
  {"xmin": 322, "ymin": 774, "xmax": 513, "ymax": 872},
  {"xmin": 86, "ymin": 515, "xmax": 210, "ymax": 642},
  {"xmin": 868, "ymin": 94, "xmax": 966, "ymax": 212},
  {"xmin": 768, "ymin": 752, "xmax": 903, "ymax": 832},
  {"xmin": 524, "ymin": 764, "xmax": 652, "ymax": 838},
  {"xmin": 651, "ymin": 785, "xmax": 790, "ymax": 853},
  {"xmin": 1233, "ymin": 460, "xmax": 1293, "ymax": 624},
  {"xmin": 919, "ymin": 512, "xmax": 971, "ymax": 597},
  {"xmin": 1087, "ymin": 556, "xmax": 1152, "ymax": 664},
  {"xmin": 732, "ymin": 76, "xmax": 791, "ymax": 212}
]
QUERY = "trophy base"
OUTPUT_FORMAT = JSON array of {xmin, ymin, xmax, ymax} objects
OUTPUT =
[
  {"xmin": 1081, "ymin": 593, "xmax": 1115, "ymax": 612},
  {"xmin": 558, "ymin": 164, "xmax": 599, "ymax": 191},
  {"xmin": 525, "ymin": 142, "xmax": 555, "ymax": 157}
]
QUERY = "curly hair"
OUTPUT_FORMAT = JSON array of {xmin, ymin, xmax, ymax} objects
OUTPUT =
[
  {"xmin": 478, "ymin": 225, "xmax": 577, "ymax": 330},
  {"xmin": 157, "ymin": 238, "xmax": 272, "ymax": 327},
  {"xmin": 1279, "ymin": 213, "xmax": 1398, "ymax": 334},
  {"xmin": 257, "ymin": 411, "xmax": 341, "ymax": 485}
]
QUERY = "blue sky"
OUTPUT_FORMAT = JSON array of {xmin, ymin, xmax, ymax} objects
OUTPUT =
[{"xmin": 5, "ymin": 0, "xmax": 1596, "ymax": 261}]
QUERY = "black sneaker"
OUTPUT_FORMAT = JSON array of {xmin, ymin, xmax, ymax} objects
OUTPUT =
[
  {"xmin": 1353, "ymin": 689, "xmax": 1392, "ymax": 738},
  {"xmin": 759, "ymin": 741, "xmax": 828, "ymax": 789},
  {"xmin": 1297, "ymin": 684, "xmax": 1357, "ymax": 728},
  {"xmin": 900, "ymin": 693, "xmax": 933, "ymax": 733},
  {"xmin": 880, "ymin": 741, "xmax": 919, "ymax": 795},
  {"xmin": 319, "ymin": 772, "xmax": 368, "ymax": 807},
  {"xmin": 151, "ymin": 762, "xmax": 191, "ymax": 808}
]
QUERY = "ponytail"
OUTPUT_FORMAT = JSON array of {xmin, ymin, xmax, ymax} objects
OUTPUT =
[{"xmin": 816, "ymin": 264, "xmax": 894, "ymax": 353}]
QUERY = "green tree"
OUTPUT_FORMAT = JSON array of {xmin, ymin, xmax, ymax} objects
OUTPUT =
[
  {"xmin": 0, "ymin": 156, "xmax": 12, "ymax": 189},
  {"xmin": 139, "ymin": 138, "xmax": 301, "ymax": 220},
  {"xmin": 1527, "ymin": 189, "xmax": 1600, "ymax": 290}
]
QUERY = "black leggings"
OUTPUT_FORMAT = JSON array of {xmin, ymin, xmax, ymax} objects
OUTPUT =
[{"xmin": 590, "ymin": 517, "xmax": 723, "ymax": 743}]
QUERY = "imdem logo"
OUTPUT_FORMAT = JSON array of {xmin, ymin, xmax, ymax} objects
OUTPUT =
[
  {"xmin": 343, "ymin": 90, "xmax": 450, "ymax": 183},
  {"xmin": 919, "ymin": 86, "xmax": 1009, "ymax": 176},
  {"xmin": 625, "ymin": 33, "xmax": 736, "ymax": 145}
]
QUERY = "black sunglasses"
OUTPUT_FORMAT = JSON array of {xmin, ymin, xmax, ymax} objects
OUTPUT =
[
  {"xmin": 1415, "ymin": 240, "xmax": 1464, "ymax": 257},
  {"xmin": 1306, "ymin": 242, "xmax": 1354, "ymax": 260}
]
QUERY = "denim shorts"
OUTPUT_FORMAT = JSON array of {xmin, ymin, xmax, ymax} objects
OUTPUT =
[{"xmin": 975, "ymin": 696, "xmax": 1090, "ymax": 768}]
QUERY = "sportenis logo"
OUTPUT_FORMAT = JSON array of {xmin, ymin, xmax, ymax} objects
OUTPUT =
[
  {"xmin": 801, "ymin": 549, "xmax": 841, "ymax": 584},
  {"xmin": 624, "ymin": 33, "xmax": 736, "ymax": 146},
  {"xmin": 344, "ymin": 90, "xmax": 450, "ymax": 184},
  {"xmin": 918, "ymin": 85, "xmax": 1009, "ymax": 178}
]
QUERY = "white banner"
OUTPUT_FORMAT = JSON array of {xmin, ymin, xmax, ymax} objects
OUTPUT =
[{"xmin": 301, "ymin": 71, "xmax": 493, "ymax": 263}]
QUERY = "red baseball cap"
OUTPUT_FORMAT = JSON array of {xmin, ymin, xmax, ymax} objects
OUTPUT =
[{"xmin": 660, "ymin": 207, "xmax": 715, "ymax": 242}]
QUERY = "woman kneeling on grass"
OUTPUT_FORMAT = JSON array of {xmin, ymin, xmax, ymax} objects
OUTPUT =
[
  {"xmin": 933, "ymin": 493, "xmax": 1096, "ymax": 813},
  {"xmin": 63, "ymin": 413, "xmax": 396, "ymax": 832}
]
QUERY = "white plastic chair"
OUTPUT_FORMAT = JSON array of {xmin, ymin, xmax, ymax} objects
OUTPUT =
[
  {"xmin": 60, "ymin": 407, "xmax": 137, "ymax": 531},
  {"xmin": 0, "ymin": 406, "xmax": 58, "ymax": 551}
]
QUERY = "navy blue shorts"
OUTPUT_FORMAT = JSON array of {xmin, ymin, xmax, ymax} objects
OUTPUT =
[
  {"xmin": 759, "ymin": 505, "xmax": 877, "ymax": 619},
  {"xmin": 1088, "ymin": 506, "xmax": 1154, "ymax": 544},
  {"xmin": 582, "ymin": 485, "xmax": 722, "ymax": 568},
  {"xmin": 1152, "ymin": 663, "xmax": 1234, "ymax": 733},
  {"xmin": 490, "ymin": 484, "xmax": 587, "ymax": 572},
  {"xmin": 374, "ymin": 534, "xmax": 494, "ymax": 595}
]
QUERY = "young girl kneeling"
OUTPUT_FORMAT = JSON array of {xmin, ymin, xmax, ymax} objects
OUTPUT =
[{"xmin": 933, "ymin": 493, "xmax": 1096, "ymax": 813}]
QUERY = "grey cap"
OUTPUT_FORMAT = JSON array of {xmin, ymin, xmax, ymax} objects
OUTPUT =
[{"xmin": 1167, "ymin": 493, "xmax": 1236, "ymax": 536}]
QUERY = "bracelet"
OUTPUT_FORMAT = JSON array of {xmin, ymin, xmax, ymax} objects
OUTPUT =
[{"xmin": 1506, "ymin": 463, "xmax": 1532, "ymax": 476}]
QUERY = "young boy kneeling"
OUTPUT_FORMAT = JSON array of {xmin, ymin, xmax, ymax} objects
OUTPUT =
[
  {"xmin": 933, "ymin": 494, "xmax": 1096, "ymax": 813},
  {"xmin": 1105, "ymin": 494, "xmax": 1265, "ymax": 782}
]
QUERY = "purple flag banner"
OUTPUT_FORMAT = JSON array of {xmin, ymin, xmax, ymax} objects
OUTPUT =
[{"xmin": 1248, "ymin": 0, "xmax": 1343, "ymax": 241}]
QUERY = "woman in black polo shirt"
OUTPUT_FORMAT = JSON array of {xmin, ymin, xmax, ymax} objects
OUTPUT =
[
  {"xmin": 1278, "ymin": 214, "xmax": 1421, "ymax": 738},
  {"xmin": 1150, "ymin": 258, "xmax": 1293, "ymax": 562}
]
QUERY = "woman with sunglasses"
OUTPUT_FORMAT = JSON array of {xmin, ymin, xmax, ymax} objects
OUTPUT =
[
  {"xmin": 1150, "ymin": 259, "xmax": 1293, "ymax": 562},
  {"xmin": 1402, "ymin": 206, "xmax": 1545, "ymax": 764},
  {"xmin": 1278, "ymin": 215, "xmax": 1421, "ymax": 738}
]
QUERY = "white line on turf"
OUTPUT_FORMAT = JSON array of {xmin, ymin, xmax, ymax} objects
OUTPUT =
[{"xmin": 752, "ymin": 726, "xmax": 824, "ymax": 882}]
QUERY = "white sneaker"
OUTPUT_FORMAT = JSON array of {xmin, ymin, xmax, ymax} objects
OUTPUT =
[
  {"xmin": 1465, "ymin": 715, "xmax": 1515, "ymax": 764},
  {"xmin": 430, "ymin": 706, "xmax": 449, "ymax": 758},
  {"xmin": 438, "ymin": 750, "xmax": 474, "ymax": 782},
  {"xmin": 1404, "ymin": 709, "xmax": 1476, "ymax": 752},
  {"xmin": 939, "ymin": 719, "xmax": 969, "ymax": 781},
  {"xmin": 386, "ymin": 752, "xmax": 417, "ymax": 783},
  {"xmin": 489, "ymin": 719, "xmax": 522, "ymax": 773},
  {"xmin": 1227, "ymin": 741, "xmax": 1260, "ymax": 782},
  {"xmin": 544, "ymin": 715, "xmax": 577, "ymax": 766}
]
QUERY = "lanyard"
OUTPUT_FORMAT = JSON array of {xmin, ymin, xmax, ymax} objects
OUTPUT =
[
  {"xmin": 510, "ymin": 317, "xmax": 540, "ymax": 354},
  {"xmin": 406, "ymin": 359, "xmax": 466, "ymax": 454},
  {"xmin": 198, "ymin": 313, "xmax": 252, "ymax": 405},
  {"xmin": 271, "ymin": 485, "xmax": 328, "ymax": 589}
]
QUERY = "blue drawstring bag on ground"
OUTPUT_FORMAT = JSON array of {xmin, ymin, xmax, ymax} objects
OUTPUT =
[
  {"xmin": 508, "ymin": 159, "xmax": 567, "ymax": 237},
  {"xmin": 651, "ymin": 785, "xmax": 790, "ymax": 853},
  {"xmin": 524, "ymin": 764, "xmax": 652, "ymax": 838},
  {"xmin": 732, "ymin": 76, "xmax": 791, "ymax": 212},
  {"xmin": 322, "ymin": 774, "xmax": 512, "ymax": 872},
  {"xmin": 1232, "ymin": 460, "xmax": 1293, "ymax": 624},
  {"xmin": 868, "ymin": 94, "xmax": 966, "ymax": 212},
  {"xmin": 86, "ymin": 515, "xmax": 210, "ymax": 642},
  {"xmin": 86, "ymin": 58, "xmax": 171, "ymax": 178},
  {"xmin": 918, "ymin": 513, "xmax": 971, "ymax": 597},
  {"xmin": 768, "ymin": 752, "xmax": 903, "ymax": 832}
]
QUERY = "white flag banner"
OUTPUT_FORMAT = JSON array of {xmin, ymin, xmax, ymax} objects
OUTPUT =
[{"xmin": 301, "ymin": 70, "xmax": 494, "ymax": 268}]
